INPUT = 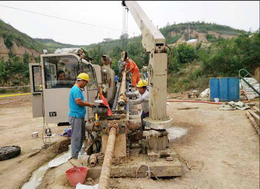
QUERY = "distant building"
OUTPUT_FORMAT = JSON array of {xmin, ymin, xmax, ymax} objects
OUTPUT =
[
  {"xmin": 103, "ymin": 38, "xmax": 113, "ymax": 42},
  {"xmin": 186, "ymin": 39, "xmax": 198, "ymax": 44}
]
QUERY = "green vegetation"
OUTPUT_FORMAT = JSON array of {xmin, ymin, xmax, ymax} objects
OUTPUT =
[
  {"xmin": 83, "ymin": 22, "xmax": 258, "ymax": 93},
  {"xmin": 0, "ymin": 54, "xmax": 39, "ymax": 87},
  {"xmin": 160, "ymin": 21, "xmax": 244, "ymax": 36},
  {"xmin": 1, "ymin": 19, "xmax": 259, "ymax": 95},
  {"xmin": 167, "ymin": 32, "xmax": 260, "ymax": 93}
]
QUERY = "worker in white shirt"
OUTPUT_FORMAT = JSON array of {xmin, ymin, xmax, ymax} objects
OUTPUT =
[{"xmin": 126, "ymin": 80, "xmax": 149, "ymax": 130}]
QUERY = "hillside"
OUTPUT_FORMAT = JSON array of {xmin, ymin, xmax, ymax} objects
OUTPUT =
[
  {"xmin": 84, "ymin": 22, "xmax": 247, "ymax": 72},
  {"xmin": 0, "ymin": 19, "xmax": 246, "ymax": 61},
  {"xmin": 1, "ymin": 19, "xmax": 258, "ymax": 94},
  {"xmin": 85, "ymin": 22, "xmax": 246, "ymax": 53},
  {"xmin": 34, "ymin": 38, "xmax": 83, "ymax": 53},
  {"xmin": 0, "ymin": 19, "xmax": 85, "ymax": 61},
  {"xmin": 0, "ymin": 19, "xmax": 43, "ymax": 61}
]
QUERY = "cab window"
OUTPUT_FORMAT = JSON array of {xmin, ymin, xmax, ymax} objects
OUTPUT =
[
  {"xmin": 79, "ymin": 63, "xmax": 98, "ymax": 90},
  {"xmin": 43, "ymin": 56, "xmax": 78, "ymax": 89},
  {"xmin": 32, "ymin": 66, "xmax": 42, "ymax": 92}
]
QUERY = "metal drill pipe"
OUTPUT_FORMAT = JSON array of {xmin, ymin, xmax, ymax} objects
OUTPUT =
[
  {"xmin": 98, "ymin": 127, "xmax": 117, "ymax": 189},
  {"xmin": 126, "ymin": 80, "xmax": 130, "ymax": 112},
  {"xmin": 118, "ymin": 71, "xmax": 127, "ymax": 107},
  {"xmin": 119, "ymin": 71, "xmax": 126, "ymax": 95},
  {"xmin": 112, "ymin": 82, "xmax": 121, "ymax": 111}
]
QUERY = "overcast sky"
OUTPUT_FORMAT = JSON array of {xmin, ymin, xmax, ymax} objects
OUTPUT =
[{"xmin": 0, "ymin": 1, "xmax": 259, "ymax": 45}]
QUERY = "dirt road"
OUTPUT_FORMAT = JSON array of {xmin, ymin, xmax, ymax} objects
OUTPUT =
[{"xmin": 0, "ymin": 95, "xmax": 259, "ymax": 189}]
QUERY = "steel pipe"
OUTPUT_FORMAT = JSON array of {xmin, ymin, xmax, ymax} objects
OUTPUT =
[
  {"xmin": 112, "ymin": 82, "xmax": 121, "ymax": 111},
  {"xmin": 126, "ymin": 80, "xmax": 130, "ymax": 112},
  {"xmin": 98, "ymin": 127, "xmax": 117, "ymax": 189},
  {"xmin": 89, "ymin": 154, "xmax": 97, "ymax": 167},
  {"xmin": 118, "ymin": 71, "xmax": 127, "ymax": 107}
]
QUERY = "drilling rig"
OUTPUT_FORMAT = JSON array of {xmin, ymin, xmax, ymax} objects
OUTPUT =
[{"xmin": 29, "ymin": 2, "xmax": 184, "ymax": 188}]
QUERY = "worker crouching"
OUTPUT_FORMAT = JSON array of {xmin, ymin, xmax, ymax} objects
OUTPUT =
[{"xmin": 126, "ymin": 80, "xmax": 149, "ymax": 130}]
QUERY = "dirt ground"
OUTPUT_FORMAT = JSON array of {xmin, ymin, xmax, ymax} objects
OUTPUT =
[
  {"xmin": 0, "ymin": 95, "xmax": 259, "ymax": 189},
  {"xmin": 0, "ymin": 95, "xmax": 66, "ymax": 189}
]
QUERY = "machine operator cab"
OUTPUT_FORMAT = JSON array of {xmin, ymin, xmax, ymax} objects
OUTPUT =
[{"xmin": 29, "ymin": 52, "xmax": 101, "ymax": 125}]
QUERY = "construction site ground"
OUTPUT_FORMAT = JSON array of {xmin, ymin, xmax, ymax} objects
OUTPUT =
[{"xmin": 0, "ymin": 95, "xmax": 259, "ymax": 189}]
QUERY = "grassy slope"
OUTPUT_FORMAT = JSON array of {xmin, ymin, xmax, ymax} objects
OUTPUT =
[{"xmin": 0, "ymin": 19, "xmax": 45, "ymax": 52}]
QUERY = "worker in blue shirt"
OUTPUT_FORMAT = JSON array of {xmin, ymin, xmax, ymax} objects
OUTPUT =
[{"xmin": 69, "ymin": 73, "xmax": 94, "ymax": 159}]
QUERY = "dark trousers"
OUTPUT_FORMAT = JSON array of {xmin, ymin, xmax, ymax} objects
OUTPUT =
[{"xmin": 141, "ymin": 111, "xmax": 149, "ymax": 131}]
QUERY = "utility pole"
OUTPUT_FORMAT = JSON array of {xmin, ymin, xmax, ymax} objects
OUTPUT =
[
  {"xmin": 121, "ymin": 6, "xmax": 129, "ymax": 51},
  {"xmin": 188, "ymin": 23, "xmax": 190, "ymax": 41}
]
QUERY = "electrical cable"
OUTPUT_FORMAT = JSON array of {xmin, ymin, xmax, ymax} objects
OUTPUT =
[{"xmin": 0, "ymin": 4, "xmax": 136, "ymax": 34}]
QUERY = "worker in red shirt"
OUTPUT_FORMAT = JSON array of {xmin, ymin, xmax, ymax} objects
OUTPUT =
[{"xmin": 121, "ymin": 51, "xmax": 140, "ymax": 87}]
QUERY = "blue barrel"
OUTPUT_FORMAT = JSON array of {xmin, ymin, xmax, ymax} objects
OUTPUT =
[{"xmin": 210, "ymin": 77, "xmax": 240, "ymax": 102}]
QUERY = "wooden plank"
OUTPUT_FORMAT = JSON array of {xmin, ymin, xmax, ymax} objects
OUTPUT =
[
  {"xmin": 246, "ymin": 111, "xmax": 259, "ymax": 134},
  {"xmin": 253, "ymin": 106, "xmax": 259, "ymax": 114},
  {"xmin": 248, "ymin": 110, "xmax": 260, "ymax": 122}
]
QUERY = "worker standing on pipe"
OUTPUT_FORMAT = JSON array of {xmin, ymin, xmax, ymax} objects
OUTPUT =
[
  {"xmin": 68, "ymin": 73, "xmax": 94, "ymax": 159},
  {"xmin": 121, "ymin": 51, "xmax": 140, "ymax": 87},
  {"xmin": 126, "ymin": 80, "xmax": 149, "ymax": 130}
]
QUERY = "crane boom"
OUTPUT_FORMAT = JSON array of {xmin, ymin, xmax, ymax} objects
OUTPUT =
[
  {"xmin": 123, "ymin": 1, "xmax": 172, "ymax": 129},
  {"xmin": 123, "ymin": 1, "xmax": 165, "ymax": 52}
]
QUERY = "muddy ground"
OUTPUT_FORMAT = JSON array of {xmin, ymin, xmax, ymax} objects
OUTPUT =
[{"xmin": 0, "ymin": 95, "xmax": 259, "ymax": 189}]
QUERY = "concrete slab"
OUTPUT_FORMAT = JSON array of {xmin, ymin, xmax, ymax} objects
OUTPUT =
[
  {"xmin": 147, "ymin": 148, "xmax": 178, "ymax": 159},
  {"xmin": 86, "ymin": 152, "xmax": 184, "ymax": 179}
]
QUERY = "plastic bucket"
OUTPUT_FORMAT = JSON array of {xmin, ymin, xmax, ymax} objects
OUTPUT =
[
  {"xmin": 66, "ymin": 167, "xmax": 88, "ymax": 186},
  {"xmin": 214, "ymin": 98, "xmax": 219, "ymax": 103}
]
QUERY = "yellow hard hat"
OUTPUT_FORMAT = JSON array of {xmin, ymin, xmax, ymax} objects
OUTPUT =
[
  {"xmin": 77, "ymin": 73, "xmax": 89, "ymax": 82},
  {"xmin": 137, "ymin": 80, "xmax": 148, "ymax": 88}
]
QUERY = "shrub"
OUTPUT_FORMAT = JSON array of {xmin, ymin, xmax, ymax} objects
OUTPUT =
[{"xmin": 3, "ymin": 34, "xmax": 14, "ymax": 49}]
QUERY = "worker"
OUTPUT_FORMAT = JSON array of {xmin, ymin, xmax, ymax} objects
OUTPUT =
[
  {"xmin": 126, "ymin": 80, "xmax": 149, "ymax": 130},
  {"xmin": 68, "ymin": 73, "xmax": 94, "ymax": 159},
  {"xmin": 121, "ymin": 51, "xmax": 140, "ymax": 87},
  {"xmin": 101, "ymin": 55, "xmax": 112, "ymax": 67},
  {"xmin": 55, "ymin": 70, "xmax": 70, "ymax": 88}
]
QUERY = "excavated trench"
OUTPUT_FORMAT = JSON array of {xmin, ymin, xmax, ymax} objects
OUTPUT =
[{"xmin": 22, "ymin": 139, "xmax": 71, "ymax": 189}]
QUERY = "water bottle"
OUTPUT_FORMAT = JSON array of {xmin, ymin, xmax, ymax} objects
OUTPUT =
[
  {"xmin": 82, "ymin": 152, "xmax": 89, "ymax": 166},
  {"xmin": 78, "ymin": 148, "xmax": 84, "ymax": 160}
]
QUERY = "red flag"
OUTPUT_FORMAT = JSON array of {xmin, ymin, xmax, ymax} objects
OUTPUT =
[{"xmin": 99, "ymin": 91, "xmax": 112, "ymax": 116}]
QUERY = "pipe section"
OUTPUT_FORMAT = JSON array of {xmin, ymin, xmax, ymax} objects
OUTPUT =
[
  {"xmin": 98, "ymin": 127, "xmax": 117, "ymax": 189},
  {"xmin": 126, "ymin": 80, "xmax": 130, "ymax": 112},
  {"xmin": 112, "ymin": 82, "xmax": 121, "ymax": 111},
  {"xmin": 118, "ymin": 71, "xmax": 127, "ymax": 107},
  {"xmin": 89, "ymin": 154, "xmax": 97, "ymax": 167}
]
